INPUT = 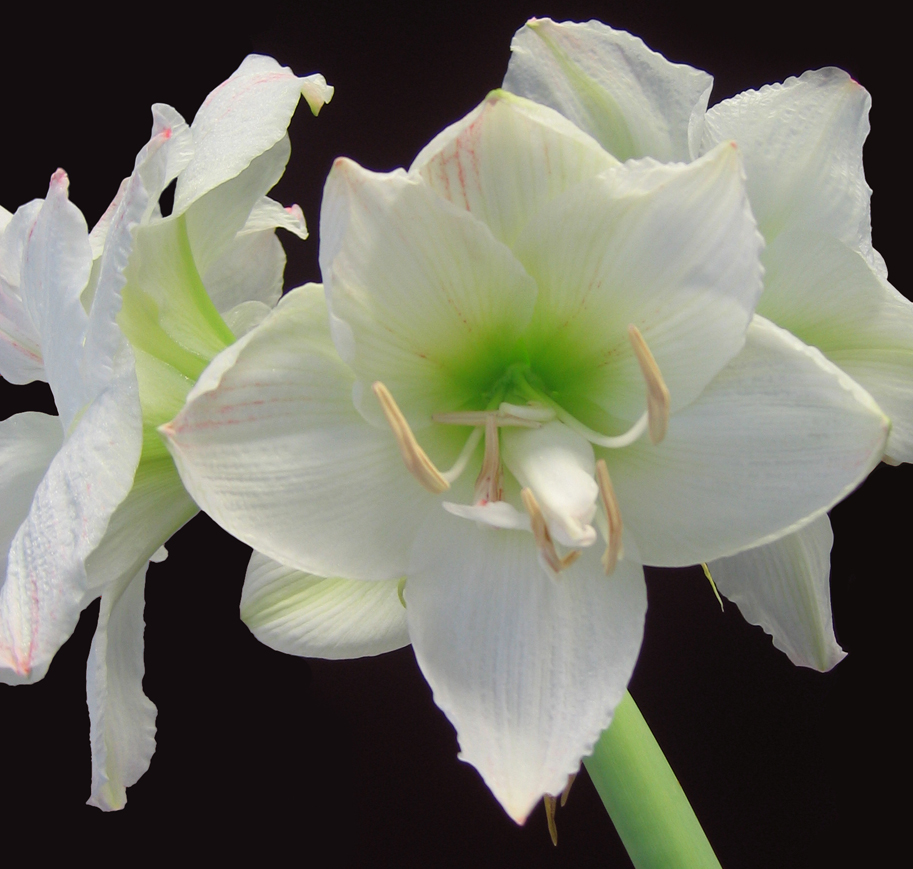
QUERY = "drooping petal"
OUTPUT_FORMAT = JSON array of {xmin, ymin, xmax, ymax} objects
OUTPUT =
[
  {"xmin": 0, "ymin": 413, "xmax": 63, "ymax": 594},
  {"xmin": 173, "ymin": 55, "xmax": 332, "ymax": 216},
  {"xmin": 0, "ymin": 201, "xmax": 45, "ymax": 384},
  {"xmin": 607, "ymin": 316, "xmax": 888, "ymax": 567},
  {"xmin": 19, "ymin": 171, "xmax": 92, "ymax": 431},
  {"xmin": 406, "ymin": 511, "xmax": 646, "ymax": 823},
  {"xmin": 241, "ymin": 550, "xmax": 410, "ymax": 660},
  {"xmin": 0, "ymin": 344, "xmax": 141, "ymax": 682},
  {"xmin": 516, "ymin": 142, "xmax": 763, "ymax": 423},
  {"xmin": 320, "ymin": 159, "xmax": 538, "ymax": 426},
  {"xmin": 702, "ymin": 68, "xmax": 877, "ymax": 265},
  {"xmin": 242, "ymin": 196, "xmax": 308, "ymax": 239},
  {"xmin": 163, "ymin": 284, "xmax": 440, "ymax": 581},
  {"xmin": 501, "ymin": 421, "xmax": 598, "ymax": 547},
  {"xmin": 86, "ymin": 562, "xmax": 156, "ymax": 811},
  {"xmin": 706, "ymin": 514, "xmax": 845, "ymax": 671},
  {"xmin": 758, "ymin": 230, "xmax": 913, "ymax": 463},
  {"xmin": 411, "ymin": 90, "xmax": 617, "ymax": 247},
  {"xmin": 503, "ymin": 18, "xmax": 713, "ymax": 162}
]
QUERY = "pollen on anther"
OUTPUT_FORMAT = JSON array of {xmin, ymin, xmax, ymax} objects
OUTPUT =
[{"xmin": 627, "ymin": 324, "xmax": 670, "ymax": 445}]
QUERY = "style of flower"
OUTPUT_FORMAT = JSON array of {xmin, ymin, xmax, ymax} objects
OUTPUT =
[
  {"xmin": 502, "ymin": 17, "xmax": 912, "ymax": 671},
  {"xmin": 0, "ymin": 55, "xmax": 332, "ymax": 809},
  {"xmin": 162, "ymin": 89, "xmax": 887, "ymax": 821}
]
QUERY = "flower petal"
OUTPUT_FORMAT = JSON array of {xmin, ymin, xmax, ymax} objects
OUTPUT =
[
  {"xmin": 607, "ymin": 316, "xmax": 889, "ymax": 566},
  {"xmin": 759, "ymin": 230, "xmax": 913, "ymax": 463},
  {"xmin": 320, "ymin": 158, "xmax": 538, "ymax": 425},
  {"xmin": 199, "ymin": 230, "xmax": 285, "ymax": 316},
  {"xmin": 173, "ymin": 55, "xmax": 332, "ymax": 215},
  {"xmin": 503, "ymin": 18, "xmax": 712, "ymax": 162},
  {"xmin": 406, "ymin": 511, "xmax": 646, "ymax": 823},
  {"xmin": 241, "ymin": 550, "xmax": 410, "ymax": 660},
  {"xmin": 706, "ymin": 514, "xmax": 845, "ymax": 671},
  {"xmin": 702, "ymin": 68, "xmax": 877, "ymax": 266},
  {"xmin": 515, "ymin": 142, "xmax": 763, "ymax": 422},
  {"xmin": 163, "ymin": 284, "xmax": 440, "ymax": 581},
  {"xmin": 86, "ymin": 562, "xmax": 157, "ymax": 811},
  {"xmin": 411, "ymin": 90, "xmax": 617, "ymax": 247}
]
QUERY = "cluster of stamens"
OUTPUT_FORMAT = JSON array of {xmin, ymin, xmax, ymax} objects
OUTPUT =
[{"xmin": 372, "ymin": 324, "xmax": 669, "ymax": 577}]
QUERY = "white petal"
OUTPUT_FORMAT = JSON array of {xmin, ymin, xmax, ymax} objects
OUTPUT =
[
  {"xmin": 759, "ymin": 230, "xmax": 913, "ymax": 463},
  {"xmin": 241, "ymin": 196, "xmax": 308, "ymax": 239},
  {"xmin": 501, "ymin": 421, "xmax": 598, "ymax": 547},
  {"xmin": 703, "ymin": 68, "xmax": 877, "ymax": 265},
  {"xmin": 608, "ymin": 316, "xmax": 889, "ymax": 566},
  {"xmin": 241, "ymin": 550, "xmax": 409, "ymax": 660},
  {"xmin": 406, "ymin": 512, "xmax": 646, "ymax": 823},
  {"xmin": 174, "ymin": 55, "xmax": 331, "ymax": 215},
  {"xmin": 200, "ymin": 230, "xmax": 285, "ymax": 316},
  {"xmin": 320, "ymin": 158, "xmax": 538, "ymax": 425},
  {"xmin": 504, "ymin": 18, "xmax": 712, "ymax": 162},
  {"xmin": 163, "ymin": 284, "xmax": 439, "ymax": 581},
  {"xmin": 0, "ymin": 413, "xmax": 63, "ymax": 590},
  {"xmin": 707, "ymin": 514, "xmax": 844, "ymax": 671},
  {"xmin": 0, "ymin": 345, "xmax": 141, "ymax": 681},
  {"xmin": 0, "ymin": 201, "xmax": 45, "ymax": 384},
  {"xmin": 86, "ymin": 562, "xmax": 156, "ymax": 811},
  {"xmin": 411, "ymin": 90, "xmax": 617, "ymax": 247},
  {"xmin": 19, "ymin": 171, "xmax": 92, "ymax": 430},
  {"xmin": 442, "ymin": 500, "xmax": 531, "ymax": 532},
  {"xmin": 515, "ymin": 142, "xmax": 763, "ymax": 422}
]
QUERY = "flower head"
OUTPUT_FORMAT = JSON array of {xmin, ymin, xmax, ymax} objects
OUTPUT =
[{"xmin": 163, "ymin": 88, "xmax": 887, "ymax": 821}]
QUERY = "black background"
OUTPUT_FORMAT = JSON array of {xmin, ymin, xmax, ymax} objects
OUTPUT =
[{"xmin": 0, "ymin": 2, "xmax": 905, "ymax": 865}]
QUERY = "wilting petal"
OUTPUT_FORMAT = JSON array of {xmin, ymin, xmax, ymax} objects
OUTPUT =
[
  {"xmin": 412, "ymin": 90, "xmax": 617, "ymax": 247},
  {"xmin": 503, "ymin": 18, "xmax": 713, "ymax": 162},
  {"xmin": 320, "ymin": 159, "xmax": 538, "ymax": 425},
  {"xmin": 702, "ymin": 68, "xmax": 876, "ymax": 263},
  {"xmin": 86, "ymin": 562, "xmax": 156, "ymax": 811},
  {"xmin": 516, "ymin": 142, "xmax": 763, "ymax": 423},
  {"xmin": 0, "ymin": 345, "xmax": 141, "ymax": 681},
  {"xmin": 163, "ymin": 284, "xmax": 440, "ymax": 581},
  {"xmin": 608, "ymin": 316, "xmax": 888, "ymax": 566},
  {"xmin": 406, "ymin": 511, "xmax": 646, "ymax": 823},
  {"xmin": 174, "ymin": 55, "xmax": 332, "ymax": 215},
  {"xmin": 759, "ymin": 231, "xmax": 913, "ymax": 463},
  {"xmin": 707, "ymin": 514, "xmax": 844, "ymax": 671},
  {"xmin": 241, "ymin": 550, "xmax": 409, "ymax": 659},
  {"xmin": 0, "ymin": 201, "xmax": 45, "ymax": 384},
  {"xmin": 501, "ymin": 421, "xmax": 598, "ymax": 547}
]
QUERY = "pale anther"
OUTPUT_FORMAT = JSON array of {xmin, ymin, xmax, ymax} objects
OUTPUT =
[
  {"xmin": 627, "ymin": 324, "xmax": 670, "ymax": 445},
  {"xmin": 521, "ymin": 488, "xmax": 581, "ymax": 574},
  {"xmin": 596, "ymin": 459, "xmax": 623, "ymax": 575},
  {"xmin": 474, "ymin": 415, "xmax": 503, "ymax": 504},
  {"xmin": 544, "ymin": 794, "xmax": 559, "ymax": 846},
  {"xmin": 373, "ymin": 382, "xmax": 450, "ymax": 494},
  {"xmin": 560, "ymin": 772, "xmax": 577, "ymax": 807}
]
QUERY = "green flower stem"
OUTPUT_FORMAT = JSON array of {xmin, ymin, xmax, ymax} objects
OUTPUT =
[{"xmin": 583, "ymin": 691, "xmax": 721, "ymax": 869}]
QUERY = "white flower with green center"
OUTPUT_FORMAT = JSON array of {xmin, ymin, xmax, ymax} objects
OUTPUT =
[
  {"xmin": 504, "ymin": 17, "xmax": 912, "ymax": 673},
  {"xmin": 162, "ymin": 90, "xmax": 887, "ymax": 822},
  {"xmin": 0, "ymin": 55, "xmax": 332, "ymax": 809}
]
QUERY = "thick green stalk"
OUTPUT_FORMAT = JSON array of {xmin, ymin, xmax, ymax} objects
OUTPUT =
[{"xmin": 583, "ymin": 691, "xmax": 721, "ymax": 869}]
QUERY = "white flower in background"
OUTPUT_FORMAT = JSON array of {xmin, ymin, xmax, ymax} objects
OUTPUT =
[
  {"xmin": 0, "ymin": 55, "xmax": 332, "ymax": 809},
  {"xmin": 162, "ymin": 91, "xmax": 887, "ymax": 821},
  {"xmin": 504, "ymin": 17, "xmax": 912, "ymax": 671}
]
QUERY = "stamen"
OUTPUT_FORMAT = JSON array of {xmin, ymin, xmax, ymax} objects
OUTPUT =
[
  {"xmin": 373, "ymin": 382, "xmax": 450, "ymax": 494},
  {"xmin": 497, "ymin": 402, "xmax": 556, "ymax": 422},
  {"xmin": 560, "ymin": 772, "xmax": 577, "ymax": 807},
  {"xmin": 521, "ymin": 488, "xmax": 581, "ymax": 574},
  {"xmin": 441, "ymin": 426, "xmax": 484, "ymax": 483},
  {"xmin": 596, "ymin": 460, "xmax": 623, "ymax": 575},
  {"xmin": 544, "ymin": 794, "xmax": 559, "ymax": 846},
  {"xmin": 627, "ymin": 324, "xmax": 670, "ymax": 445},
  {"xmin": 432, "ymin": 409, "xmax": 543, "ymax": 428},
  {"xmin": 474, "ymin": 415, "xmax": 503, "ymax": 503}
]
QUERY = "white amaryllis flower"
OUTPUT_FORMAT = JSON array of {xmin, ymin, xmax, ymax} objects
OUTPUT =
[
  {"xmin": 0, "ymin": 55, "xmax": 332, "ymax": 809},
  {"xmin": 504, "ymin": 17, "xmax": 912, "ymax": 672},
  {"xmin": 162, "ymin": 90, "xmax": 887, "ymax": 822}
]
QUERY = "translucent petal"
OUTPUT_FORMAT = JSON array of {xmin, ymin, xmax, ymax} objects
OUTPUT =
[
  {"xmin": 86, "ymin": 563, "xmax": 157, "ymax": 810},
  {"xmin": 241, "ymin": 550, "xmax": 409, "ymax": 660},
  {"xmin": 707, "ymin": 514, "xmax": 844, "ymax": 671},
  {"xmin": 607, "ymin": 316, "xmax": 888, "ymax": 566},
  {"xmin": 406, "ymin": 511, "xmax": 646, "ymax": 823},
  {"xmin": 504, "ymin": 18, "xmax": 712, "ymax": 162}
]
